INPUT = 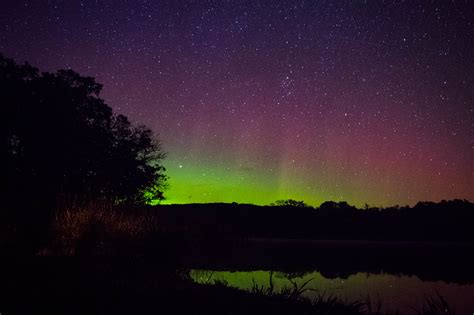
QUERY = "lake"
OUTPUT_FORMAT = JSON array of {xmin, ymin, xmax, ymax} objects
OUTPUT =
[
  {"xmin": 185, "ymin": 239, "xmax": 474, "ymax": 314},
  {"xmin": 190, "ymin": 269, "xmax": 474, "ymax": 314}
]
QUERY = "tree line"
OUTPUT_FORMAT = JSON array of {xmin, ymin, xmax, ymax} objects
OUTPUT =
[{"xmin": 156, "ymin": 199, "xmax": 474, "ymax": 242}]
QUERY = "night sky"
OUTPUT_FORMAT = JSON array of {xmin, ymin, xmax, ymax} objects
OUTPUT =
[{"xmin": 1, "ymin": 1, "xmax": 473, "ymax": 207}]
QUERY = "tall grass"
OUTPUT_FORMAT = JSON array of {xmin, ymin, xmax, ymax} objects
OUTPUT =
[
  {"xmin": 247, "ymin": 271, "xmax": 364, "ymax": 314},
  {"xmin": 412, "ymin": 292, "xmax": 455, "ymax": 315},
  {"xmin": 250, "ymin": 272, "xmax": 317, "ymax": 300},
  {"xmin": 43, "ymin": 200, "xmax": 160, "ymax": 255}
]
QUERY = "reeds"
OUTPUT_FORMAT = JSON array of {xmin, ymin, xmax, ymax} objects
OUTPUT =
[
  {"xmin": 44, "ymin": 199, "xmax": 160, "ymax": 255},
  {"xmin": 412, "ymin": 291, "xmax": 455, "ymax": 315},
  {"xmin": 247, "ymin": 272, "xmax": 364, "ymax": 314}
]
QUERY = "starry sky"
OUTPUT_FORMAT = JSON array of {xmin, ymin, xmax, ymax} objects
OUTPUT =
[{"xmin": 1, "ymin": 1, "xmax": 473, "ymax": 207}]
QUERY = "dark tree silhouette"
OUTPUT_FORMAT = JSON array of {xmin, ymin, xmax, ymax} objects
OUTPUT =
[
  {"xmin": 1, "ymin": 54, "xmax": 167, "ymax": 251},
  {"xmin": 1, "ymin": 54, "xmax": 167, "ymax": 203},
  {"xmin": 319, "ymin": 201, "xmax": 357, "ymax": 215},
  {"xmin": 273, "ymin": 199, "xmax": 308, "ymax": 207}
]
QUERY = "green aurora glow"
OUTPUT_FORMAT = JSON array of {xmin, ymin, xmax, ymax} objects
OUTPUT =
[{"xmin": 159, "ymin": 156, "xmax": 386, "ymax": 207}]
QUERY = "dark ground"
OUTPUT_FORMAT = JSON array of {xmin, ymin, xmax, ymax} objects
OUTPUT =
[{"xmin": 1, "ymin": 200, "xmax": 473, "ymax": 314}]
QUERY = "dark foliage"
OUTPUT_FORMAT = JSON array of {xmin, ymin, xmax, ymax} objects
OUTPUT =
[{"xmin": 0, "ymin": 54, "xmax": 166, "ymax": 252}]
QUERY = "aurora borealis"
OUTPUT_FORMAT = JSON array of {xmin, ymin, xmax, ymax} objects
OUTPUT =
[{"xmin": 1, "ymin": 1, "xmax": 472, "ymax": 206}]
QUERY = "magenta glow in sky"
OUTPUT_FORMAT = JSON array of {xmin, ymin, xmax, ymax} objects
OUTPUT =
[{"xmin": 1, "ymin": 1, "xmax": 472, "ymax": 206}]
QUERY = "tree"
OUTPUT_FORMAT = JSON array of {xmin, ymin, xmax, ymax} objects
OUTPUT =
[
  {"xmin": 318, "ymin": 201, "xmax": 357, "ymax": 215},
  {"xmin": 273, "ymin": 199, "xmax": 309, "ymax": 207},
  {"xmin": 0, "ymin": 54, "xmax": 167, "ymax": 205}
]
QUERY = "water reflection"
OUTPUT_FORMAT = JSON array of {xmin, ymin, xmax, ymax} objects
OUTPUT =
[{"xmin": 190, "ymin": 270, "xmax": 474, "ymax": 314}]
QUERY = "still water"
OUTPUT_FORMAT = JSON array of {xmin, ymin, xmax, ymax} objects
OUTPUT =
[{"xmin": 190, "ymin": 269, "xmax": 474, "ymax": 314}]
